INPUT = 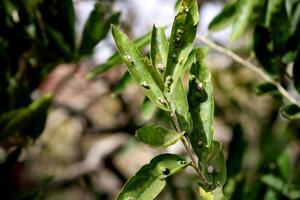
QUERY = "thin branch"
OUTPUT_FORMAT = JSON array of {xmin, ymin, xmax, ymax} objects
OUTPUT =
[
  {"xmin": 197, "ymin": 35, "xmax": 300, "ymax": 107},
  {"xmin": 165, "ymin": 100, "xmax": 208, "ymax": 184}
]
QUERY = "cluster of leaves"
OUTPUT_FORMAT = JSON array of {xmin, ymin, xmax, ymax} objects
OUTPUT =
[
  {"xmin": 108, "ymin": 0, "xmax": 227, "ymax": 199},
  {"xmin": 0, "ymin": 0, "xmax": 119, "ymax": 198},
  {"xmin": 208, "ymin": 0, "xmax": 300, "ymax": 199},
  {"xmin": 209, "ymin": 0, "xmax": 300, "ymax": 120}
]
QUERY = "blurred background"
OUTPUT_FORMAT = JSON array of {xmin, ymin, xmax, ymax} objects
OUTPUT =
[{"xmin": 0, "ymin": 0, "xmax": 299, "ymax": 199}]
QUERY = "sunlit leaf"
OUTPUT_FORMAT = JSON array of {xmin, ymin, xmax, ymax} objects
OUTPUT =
[
  {"xmin": 164, "ymin": 0, "xmax": 199, "ymax": 84},
  {"xmin": 136, "ymin": 125, "xmax": 183, "ymax": 147},
  {"xmin": 208, "ymin": 2, "xmax": 237, "ymax": 32},
  {"xmin": 182, "ymin": 48, "xmax": 197, "ymax": 74},
  {"xmin": 116, "ymin": 154, "xmax": 189, "ymax": 200},
  {"xmin": 86, "ymin": 31, "xmax": 151, "ymax": 79},
  {"xmin": 150, "ymin": 26, "xmax": 168, "ymax": 74},
  {"xmin": 188, "ymin": 48, "xmax": 214, "ymax": 148},
  {"xmin": 198, "ymin": 186, "xmax": 226, "ymax": 200},
  {"xmin": 169, "ymin": 79, "xmax": 192, "ymax": 132},
  {"xmin": 230, "ymin": 0, "xmax": 259, "ymax": 41},
  {"xmin": 111, "ymin": 25, "xmax": 168, "ymax": 111}
]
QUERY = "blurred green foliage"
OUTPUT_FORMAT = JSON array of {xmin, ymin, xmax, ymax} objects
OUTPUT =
[{"xmin": 0, "ymin": 0, "xmax": 119, "ymax": 198}]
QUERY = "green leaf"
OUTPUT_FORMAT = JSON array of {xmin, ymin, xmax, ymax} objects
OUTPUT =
[
  {"xmin": 293, "ymin": 49, "xmax": 300, "ymax": 93},
  {"xmin": 198, "ymin": 186, "xmax": 226, "ymax": 200},
  {"xmin": 116, "ymin": 154, "xmax": 189, "ymax": 200},
  {"xmin": 182, "ymin": 48, "xmax": 197, "ymax": 74},
  {"xmin": 169, "ymin": 79, "xmax": 192, "ymax": 132},
  {"xmin": 111, "ymin": 72, "xmax": 134, "ymax": 97},
  {"xmin": 188, "ymin": 48, "xmax": 214, "ymax": 148},
  {"xmin": 280, "ymin": 104, "xmax": 300, "ymax": 120},
  {"xmin": 40, "ymin": 0, "xmax": 76, "ymax": 51},
  {"xmin": 226, "ymin": 124, "xmax": 246, "ymax": 179},
  {"xmin": 141, "ymin": 97, "xmax": 157, "ymax": 120},
  {"xmin": 45, "ymin": 25, "xmax": 72, "ymax": 57},
  {"xmin": 150, "ymin": 26, "xmax": 168, "ymax": 73},
  {"xmin": 0, "ymin": 93, "xmax": 53, "ymax": 141},
  {"xmin": 202, "ymin": 141, "xmax": 227, "ymax": 187},
  {"xmin": 265, "ymin": 0, "xmax": 285, "ymax": 26},
  {"xmin": 277, "ymin": 147, "xmax": 291, "ymax": 180},
  {"xmin": 267, "ymin": 0, "xmax": 292, "ymax": 53},
  {"xmin": 164, "ymin": 0, "xmax": 199, "ymax": 83},
  {"xmin": 136, "ymin": 125, "xmax": 183, "ymax": 147},
  {"xmin": 289, "ymin": 1, "xmax": 300, "ymax": 34},
  {"xmin": 208, "ymin": 2, "xmax": 237, "ymax": 32},
  {"xmin": 111, "ymin": 25, "xmax": 168, "ymax": 111},
  {"xmin": 255, "ymin": 82, "xmax": 279, "ymax": 96},
  {"xmin": 230, "ymin": 0, "xmax": 259, "ymax": 41},
  {"xmin": 79, "ymin": 3, "xmax": 120, "ymax": 56},
  {"xmin": 253, "ymin": 25, "xmax": 277, "ymax": 74},
  {"xmin": 86, "ymin": 31, "xmax": 151, "ymax": 79},
  {"xmin": 262, "ymin": 174, "xmax": 300, "ymax": 199}
]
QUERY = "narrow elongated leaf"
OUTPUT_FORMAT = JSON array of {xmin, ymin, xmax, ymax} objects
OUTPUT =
[
  {"xmin": 164, "ymin": 0, "xmax": 199, "ymax": 83},
  {"xmin": 188, "ymin": 48, "xmax": 214, "ymax": 148},
  {"xmin": 253, "ymin": 25, "xmax": 277, "ymax": 74},
  {"xmin": 150, "ymin": 26, "xmax": 168, "ymax": 72},
  {"xmin": 226, "ymin": 124, "xmax": 246, "ymax": 179},
  {"xmin": 202, "ymin": 141, "xmax": 227, "ymax": 187},
  {"xmin": 0, "ymin": 93, "xmax": 52, "ymax": 140},
  {"xmin": 230, "ymin": 0, "xmax": 259, "ymax": 41},
  {"xmin": 293, "ymin": 49, "xmax": 300, "ymax": 93},
  {"xmin": 116, "ymin": 154, "xmax": 188, "ymax": 200},
  {"xmin": 255, "ymin": 82, "xmax": 279, "ymax": 96},
  {"xmin": 45, "ymin": 25, "xmax": 72, "ymax": 57},
  {"xmin": 208, "ymin": 2, "xmax": 237, "ymax": 31},
  {"xmin": 79, "ymin": 3, "xmax": 120, "ymax": 56},
  {"xmin": 40, "ymin": 0, "xmax": 75, "ymax": 51},
  {"xmin": 277, "ymin": 147, "xmax": 291, "ymax": 180},
  {"xmin": 265, "ymin": 0, "xmax": 284, "ymax": 26},
  {"xmin": 86, "ymin": 31, "xmax": 151, "ymax": 79},
  {"xmin": 182, "ymin": 48, "xmax": 197, "ymax": 74},
  {"xmin": 268, "ymin": 0, "xmax": 291, "ymax": 53},
  {"xmin": 261, "ymin": 175, "xmax": 284, "ymax": 193},
  {"xmin": 280, "ymin": 104, "xmax": 300, "ymax": 120},
  {"xmin": 262, "ymin": 174, "xmax": 300, "ymax": 199},
  {"xmin": 169, "ymin": 79, "xmax": 192, "ymax": 132},
  {"xmin": 136, "ymin": 125, "xmax": 183, "ymax": 147},
  {"xmin": 111, "ymin": 71, "xmax": 134, "ymax": 97},
  {"xmin": 111, "ymin": 25, "xmax": 168, "ymax": 111}
]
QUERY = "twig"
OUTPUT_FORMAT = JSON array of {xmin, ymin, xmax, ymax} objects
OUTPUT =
[
  {"xmin": 165, "ymin": 100, "xmax": 208, "ymax": 184},
  {"xmin": 197, "ymin": 35, "xmax": 300, "ymax": 107}
]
